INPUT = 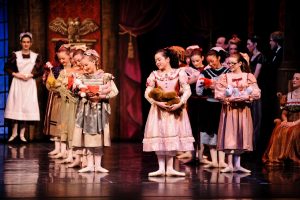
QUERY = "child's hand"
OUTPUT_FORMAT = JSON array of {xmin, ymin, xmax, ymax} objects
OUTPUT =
[
  {"xmin": 46, "ymin": 62, "xmax": 53, "ymax": 69},
  {"xmin": 228, "ymin": 94, "xmax": 250, "ymax": 102},
  {"xmin": 154, "ymin": 101, "xmax": 171, "ymax": 110},
  {"xmin": 169, "ymin": 102, "xmax": 183, "ymax": 111},
  {"xmin": 86, "ymin": 91, "xmax": 96, "ymax": 98},
  {"xmin": 88, "ymin": 95, "xmax": 101, "ymax": 102},
  {"xmin": 86, "ymin": 92, "xmax": 101, "ymax": 102}
]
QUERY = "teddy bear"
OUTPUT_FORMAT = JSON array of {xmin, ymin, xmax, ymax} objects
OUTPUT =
[
  {"xmin": 148, "ymin": 86, "xmax": 182, "ymax": 116},
  {"xmin": 277, "ymin": 92, "xmax": 287, "ymax": 110}
]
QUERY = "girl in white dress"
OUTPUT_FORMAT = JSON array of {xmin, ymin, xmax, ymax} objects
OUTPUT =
[{"xmin": 4, "ymin": 32, "xmax": 43, "ymax": 142}]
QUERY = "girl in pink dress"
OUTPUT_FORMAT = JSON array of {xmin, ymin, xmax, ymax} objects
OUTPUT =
[
  {"xmin": 215, "ymin": 53, "xmax": 261, "ymax": 173},
  {"xmin": 143, "ymin": 48, "xmax": 195, "ymax": 177}
]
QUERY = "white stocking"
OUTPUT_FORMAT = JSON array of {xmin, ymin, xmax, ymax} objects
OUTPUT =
[
  {"xmin": 221, "ymin": 154, "xmax": 233, "ymax": 173},
  {"xmin": 8, "ymin": 123, "xmax": 18, "ymax": 142},
  {"xmin": 48, "ymin": 139, "xmax": 61, "ymax": 155},
  {"xmin": 78, "ymin": 148, "xmax": 94, "ymax": 173},
  {"xmin": 218, "ymin": 151, "xmax": 228, "ymax": 168},
  {"xmin": 20, "ymin": 123, "xmax": 27, "ymax": 142},
  {"xmin": 94, "ymin": 155, "xmax": 109, "ymax": 173},
  {"xmin": 204, "ymin": 147, "xmax": 218, "ymax": 168},
  {"xmin": 233, "ymin": 155, "xmax": 251, "ymax": 173},
  {"xmin": 166, "ymin": 155, "xmax": 185, "ymax": 176},
  {"xmin": 52, "ymin": 142, "xmax": 67, "ymax": 159},
  {"xmin": 148, "ymin": 154, "xmax": 165, "ymax": 177}
]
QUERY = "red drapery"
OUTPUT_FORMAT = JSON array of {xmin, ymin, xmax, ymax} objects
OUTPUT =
[{"xmin": 119, "ymin": 0, "xmax": 167, "ymax": 140}]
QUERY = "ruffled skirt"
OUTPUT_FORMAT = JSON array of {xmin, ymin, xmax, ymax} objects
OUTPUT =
[{"xmin": 143, "ymin": 105, "xmax": 195, "ymax": 152}]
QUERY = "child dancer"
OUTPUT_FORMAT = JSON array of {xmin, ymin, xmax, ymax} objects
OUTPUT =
[
  {"xmin": 196, "ymin": 48, "xmax": 230, "ymax": 168},
  {"xmin": 73, "ymin": 49, "xmax": 118, "ymax": 173},
  {"xmin": 66, "ymin": 46, "xmax": 87, "ymax": 168},
  {"xmin": 215, "ymin": 53, "xmax": 261, "ymax": 173},
  {"xmin": 43, "ymin": 40, "xmax": 66, "ymax": 155},
  {"xmin": 143, "ymin": 48, "xmax": 195, "ymax": 177},
  {"xmin": 58, "ymin": 45, "xmax": 87, "ymax": 164},
  {"xmin": 51, "ymin": 44, "xmax": 72, "ymax": 159}
]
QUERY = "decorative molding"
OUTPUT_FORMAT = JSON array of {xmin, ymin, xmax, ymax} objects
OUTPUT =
[{"xmin": 49, "ymin": 17, "xmax": 100, "ymax": 44}]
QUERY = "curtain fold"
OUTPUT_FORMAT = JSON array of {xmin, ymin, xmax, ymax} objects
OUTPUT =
[{"xmin": 118, "ymin": 0, "xmax": 167, "ymax": 140}]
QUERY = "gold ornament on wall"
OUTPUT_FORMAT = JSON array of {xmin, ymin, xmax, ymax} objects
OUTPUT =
[{"xmin": 49, "ymin": 17, "xmax": 99, "ymax": 45}]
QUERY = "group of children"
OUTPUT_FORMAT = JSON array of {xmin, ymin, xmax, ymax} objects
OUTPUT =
[
  {"xmin": 142, "ymin": 45, "xmax": 262, "ymax": 176},
  {"xmin": 11, "ymin": 31, "xmax": 297, "ymax": 177},
  {"xmin": 4, "ymin": 32, "xmax": 119, "ymax": 173},
  {"xmin": 44, "ymin": 43, "xmax": 119, "ymax": 173}
]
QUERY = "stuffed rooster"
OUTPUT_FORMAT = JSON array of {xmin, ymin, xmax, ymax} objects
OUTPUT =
[{"xmin": 198, "ymin": 77, "xmax": 213, "ymax": 88}]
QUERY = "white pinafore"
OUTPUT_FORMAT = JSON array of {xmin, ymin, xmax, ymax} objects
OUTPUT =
[{"xmin": 4, "ymin": 51, "xmax": 40, "ymax": 121}]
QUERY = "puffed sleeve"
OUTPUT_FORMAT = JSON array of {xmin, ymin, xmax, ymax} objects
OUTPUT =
[
  {"xmin": 214, "ymin": 74, "xmax": 228, "ymax": 101},
  {"xmin": 184, "ymin": 66, "xmax": 200, "ymax": 84},
  {"xmin": 107, "ymin": 80, "xmax": 118, "ymax": 99},
  {"xmin": 104, "ymin": 73, "xmax": 118, "ymax": 99},
  {"xmin": 178, "ymin": 69, "xmax": 191, "ymax": 104},
  {"xmin": 53, "ymin": 70, "xmax": 66, "ymax": 90},
  {"xmin": 31, "ymin": 54, "xmax": 44, "ymax": 78},
  {"xmin": 247, "ymin": 73, "xmax": 261, "ymax": 100},
  {"xmin": 144, "ymin": 72, "xmax": 156, "ymax": 104},
  {"xmin": 4, "ymin": 52, "xmax": 18, "ymax": 76}
]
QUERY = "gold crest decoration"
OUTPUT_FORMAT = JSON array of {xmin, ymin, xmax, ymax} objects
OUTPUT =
[{"xmin": 49, "ymin": 17, "xmax": 99, "ymax": 44}]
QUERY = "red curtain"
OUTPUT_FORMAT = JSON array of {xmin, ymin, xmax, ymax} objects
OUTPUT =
[{"xmin": 119, "ymin": 0, "xmax": 167, "ymax": 140}]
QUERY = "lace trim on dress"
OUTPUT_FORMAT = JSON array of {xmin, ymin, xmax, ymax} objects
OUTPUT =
[
  {"xmin": 143, "ymin": 136, "xmax": 195, "ymax": 151},
  {"xmin": 153, "ymin": 68, "xmax": 180, "ymax": 81}
]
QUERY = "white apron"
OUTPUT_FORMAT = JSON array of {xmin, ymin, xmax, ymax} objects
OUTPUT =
[{"xmin": 4, "ymin": 51, "xmax": 40, "ymax": 121}]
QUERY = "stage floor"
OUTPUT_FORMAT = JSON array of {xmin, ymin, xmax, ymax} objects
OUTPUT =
[{"xmin": 0, "ymin": 142, "xmax": 300, "ymax": 200}]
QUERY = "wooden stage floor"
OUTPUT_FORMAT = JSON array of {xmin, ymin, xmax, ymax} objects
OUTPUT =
[{"xmin": 0, "ymin": 142, "xmax": 300, "ymax": 199}]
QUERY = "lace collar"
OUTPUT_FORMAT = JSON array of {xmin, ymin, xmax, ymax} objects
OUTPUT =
[{"xmin": 153, "ymin": 68, "xmax": 180, "ymax": 81}]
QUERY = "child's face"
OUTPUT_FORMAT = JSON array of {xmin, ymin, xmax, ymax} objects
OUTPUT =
[
  {"xmin": 57, "ymin": 51, "xmax": 71, "ymax": 67},
  {"xmin": 191, "ymin": 55, "xmax": 203, "ymax": 68},
  {"xmin": 81, "ymin": 56, "xmax": 96, "ymax": 74},
  {"xmin": 206, "ymin": 55, "xmax": 220, "ymax": 69},
  {"xmin": 73, "ymin": 54, "xmax": 83, "ymax": 69},
  {"xmin": 154, "ymin": 52, "xmax": 170, "ymax": 70},
  {"xmin": 227, "ymin": 56, "xmax": 241, "ymax": 72}
]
